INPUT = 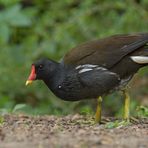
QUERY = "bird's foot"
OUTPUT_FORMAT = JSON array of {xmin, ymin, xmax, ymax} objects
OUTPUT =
[
  {"xmin": 129, "ymin": 116, "xmax": 140, "ymax": 124},
  {"xmin": 104, "ymin": 117, "xmax": 140, "ymax": 128},
  {"xmin": 105, "ymin": 119, "xmax": 131, "ymax": 129},
  {"xmin": 94, "ymin": 116, "xmax": 140, "ymax": 126}
]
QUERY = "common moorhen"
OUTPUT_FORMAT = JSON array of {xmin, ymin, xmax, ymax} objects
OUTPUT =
[{"xmin": 26, "ymin": 33, "xmax": 148, "ymax": 123}]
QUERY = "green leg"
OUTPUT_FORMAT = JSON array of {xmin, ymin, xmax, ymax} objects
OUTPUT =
[
  {"xmin": 95, "ymin": 96, "xmax": 102, "ymax": 123},
  {"xmin": 123, "ymin": 90, "xmax": 130, "ymax": 121}
]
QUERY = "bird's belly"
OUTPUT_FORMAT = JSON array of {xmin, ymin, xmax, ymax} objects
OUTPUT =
[
  {"xmin": 54, "ymin": 88, "xmax": 99, "ymax": 101},
  {"xmin": 53, "ymin": 84, "xmax": 114, "ymax": 101}
]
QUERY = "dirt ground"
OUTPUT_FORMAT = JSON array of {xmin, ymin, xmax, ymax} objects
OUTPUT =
[{"xmin": 0, "ymin": 114, "xmax": 148, "ymax": 148}]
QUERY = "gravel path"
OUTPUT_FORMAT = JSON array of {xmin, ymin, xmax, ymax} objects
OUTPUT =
[{"xmin": 0, "ymin": 114, "xmax": 148, "ymax": 148}]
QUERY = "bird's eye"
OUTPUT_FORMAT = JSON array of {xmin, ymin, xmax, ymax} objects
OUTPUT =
[{"xmin": 39, "ymin": 65, "xmax": 43, "ymax": 69}]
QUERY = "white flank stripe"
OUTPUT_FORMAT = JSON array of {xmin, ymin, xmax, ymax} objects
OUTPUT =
[
  {"xmin": 131, "ymin": 56, "xmax": 148, "ymax": 64},
  {"xmin": 108, "ymin": 72, "xmax": 117, "ymax": 75},
  {"xmin": 75, "ymin": 64, "xmax": 98, "ymax": 69},
  {"xmin": 76, "ymin": 64, "xmax": 120, "ymax": 80},
  {"xmin": 79, "ymin": 68, "xmax": 93, "ymax": 73},
  {"xmin": 96, "ymin": 67, "xmax": 106, "ymax": 71}
]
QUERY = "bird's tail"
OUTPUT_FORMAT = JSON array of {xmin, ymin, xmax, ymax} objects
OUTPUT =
[{"xmin": 131, "ymin": 56, "xmax": 148, "ymax": 64}]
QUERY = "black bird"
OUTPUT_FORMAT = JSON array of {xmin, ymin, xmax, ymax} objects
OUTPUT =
[{"xmin": 26, "ymin": 33, "xmax": 148, "ymax": 123}]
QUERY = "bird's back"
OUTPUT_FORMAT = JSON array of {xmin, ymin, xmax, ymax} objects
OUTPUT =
[{"xmin": 63, "ymin": 33, "xmax": 148, "ymax": 69}]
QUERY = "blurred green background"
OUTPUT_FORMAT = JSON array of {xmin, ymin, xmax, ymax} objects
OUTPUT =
[{"xmin": 0, "ymin": 0, "xmax": 147, "ymax": 116}]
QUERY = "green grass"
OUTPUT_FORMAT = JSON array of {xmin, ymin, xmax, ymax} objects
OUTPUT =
[
  {"xmin": 0, "ymin": 116, "xmax": 4, "ymax": 125},
  {"xmin": 136, "ymin": 106, "xmax": 148, "ymax": 117}
]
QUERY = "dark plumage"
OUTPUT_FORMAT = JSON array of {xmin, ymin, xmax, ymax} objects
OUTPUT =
[{"xmin": 26, "ymin": 33, "xmax": 148, "ymax": 122}]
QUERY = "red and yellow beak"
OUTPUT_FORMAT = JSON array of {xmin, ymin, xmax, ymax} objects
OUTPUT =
[{"xmin": 26, "ymin": 65, "xmax": 36, "ymax": 86}]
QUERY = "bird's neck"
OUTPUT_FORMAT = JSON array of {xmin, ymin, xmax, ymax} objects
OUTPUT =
[{"xmin": 43, "ymin": 63, "xmax": 66, "ymax": 92}]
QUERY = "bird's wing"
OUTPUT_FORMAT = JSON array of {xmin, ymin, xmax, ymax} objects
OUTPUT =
[
  {"xmin": 63, "ymin": 33, "xmax": 148, "ymax": 69},
  {"xmin": 77, "ymin": 67, "xmax": 120, "ymax": 95}
]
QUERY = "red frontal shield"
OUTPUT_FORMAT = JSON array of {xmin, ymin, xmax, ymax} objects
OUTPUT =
[{"xmin": 26, "ymin": 65, "xmax": 36, "ymax": 86}]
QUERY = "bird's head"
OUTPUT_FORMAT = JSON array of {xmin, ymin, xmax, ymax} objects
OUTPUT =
[{"xmin": 26, "ymin": 58, "xmax": 58, "ymax": 86}]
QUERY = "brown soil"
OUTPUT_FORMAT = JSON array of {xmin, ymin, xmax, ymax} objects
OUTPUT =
[{"xmin": 0, "ymin": 114, "xmax": 148, "ymax": 148}]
